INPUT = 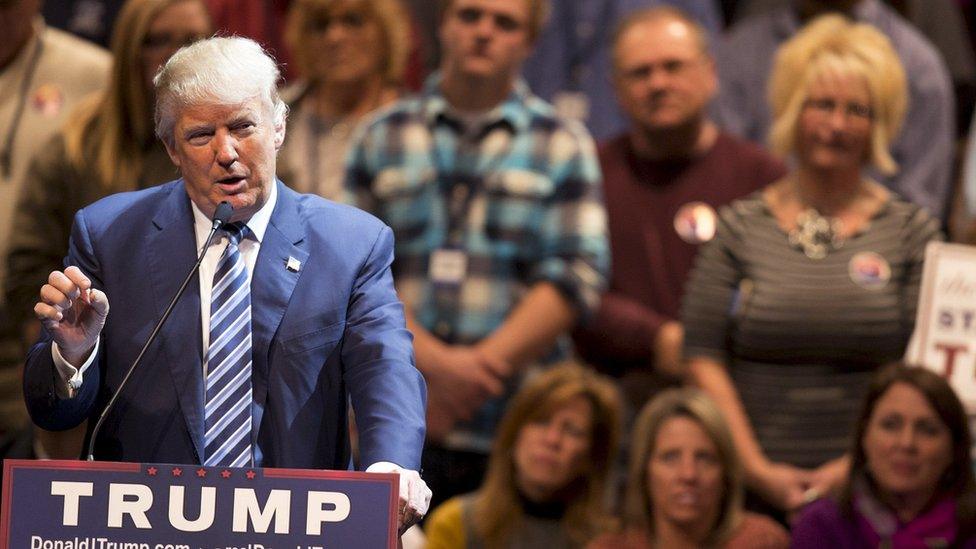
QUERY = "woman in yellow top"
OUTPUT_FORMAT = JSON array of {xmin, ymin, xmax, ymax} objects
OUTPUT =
[{"xmin": 424, "ymin": 363, "xmax": 622, "ymax": 548}]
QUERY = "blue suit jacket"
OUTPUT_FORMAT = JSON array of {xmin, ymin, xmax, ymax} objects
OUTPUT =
[{"xmin": 24, "ymin": 180, "xmax": 426, "ymax": 470}]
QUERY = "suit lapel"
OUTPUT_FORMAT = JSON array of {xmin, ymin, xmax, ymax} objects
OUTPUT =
[
  {"xmin": 250, "ymin": 182, "xmax": 308, "ymax": 441},
  {"xmin": 146, "ymin": 182, "xmax": 206, "ymax": 461}
]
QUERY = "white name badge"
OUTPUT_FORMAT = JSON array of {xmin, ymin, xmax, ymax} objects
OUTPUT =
[
  {"xmin": 553, "ymin": 91, "xmax": 590, "ymax": 122},
  {"xmin": 429, "ymin": 249, "xmax": 468, "ymax": 285}
]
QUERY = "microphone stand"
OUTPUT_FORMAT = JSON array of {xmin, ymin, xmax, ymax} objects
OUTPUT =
[{"xmin": 87, "ymin": 201, "xmax": 234, "ymax": 461}]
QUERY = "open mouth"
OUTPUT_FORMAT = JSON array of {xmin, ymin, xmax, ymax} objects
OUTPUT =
[{"xmin": 216, "ymin": 176, "xmax": 247, "ymax": 190}]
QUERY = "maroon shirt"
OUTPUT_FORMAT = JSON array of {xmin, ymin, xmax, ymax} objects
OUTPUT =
[{"xmin": 575, "ymin": 131, "xmax": 786, "ymax": 373}]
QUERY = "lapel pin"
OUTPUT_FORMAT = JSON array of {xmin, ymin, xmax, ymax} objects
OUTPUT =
[{"xmin": 286, "ymin": 256, "xmax": 301, "ymax": 273}]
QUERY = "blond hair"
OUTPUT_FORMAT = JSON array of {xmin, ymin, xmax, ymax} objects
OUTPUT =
[
  {"xmin": 473, "ymin": 363, "xmax": 622, "ymax": 547},
  {"xmin": 64, "ymin": 0, "xmax": 210, "ymax": 192},
  {"xmin": 285, "ymin": 0, "xmax": 411, "ymax": 86},
  {"xmin": 767, "ymin": 15, "xmax": 907, "ymax": 175},
  {"xmin": 623, "ymin": 389, "xmax": 743, "ymax": 546}
]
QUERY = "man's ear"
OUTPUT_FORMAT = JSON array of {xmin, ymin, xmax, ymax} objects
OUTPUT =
[{"xmin": 274, "ymin": 120, "xmax": 287, "ymax": 150}]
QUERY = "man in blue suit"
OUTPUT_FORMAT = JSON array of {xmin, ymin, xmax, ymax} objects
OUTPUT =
[{"xmin": 23, "ymin": 36, "xmax": 431, "ymax": 530}]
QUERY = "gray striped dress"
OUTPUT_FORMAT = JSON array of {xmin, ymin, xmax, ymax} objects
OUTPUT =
[{"xmin": 681, "ymin": 193, "xmax": 941, "ymax": 467}]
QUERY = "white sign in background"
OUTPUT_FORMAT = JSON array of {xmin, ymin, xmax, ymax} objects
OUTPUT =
[
  {"xmin": 908, "ymin": 242, "xmax": 976, "ymax": 411},
  {"xmin": 906, "ymin": 242, "xmax": 976, "ymax": 464}
]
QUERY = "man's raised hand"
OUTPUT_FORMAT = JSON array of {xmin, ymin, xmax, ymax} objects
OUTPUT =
[{"xmin": 34, "ymin": 266, "xmax": 109, "ymax": 365}]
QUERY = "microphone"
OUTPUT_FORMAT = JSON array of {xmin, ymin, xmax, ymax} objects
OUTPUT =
[
  {"xmin": 87, "ymin": 201, "xmax": 233, "ymax": 461},
  {"xmin": 211, "ymin": 201, "xmax": 233, "ymax": 230}
]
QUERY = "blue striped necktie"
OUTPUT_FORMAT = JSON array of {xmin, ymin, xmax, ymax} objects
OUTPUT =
[{"xmin": 204, "ymin": 222, "xmax": 253, "ymax": 467}]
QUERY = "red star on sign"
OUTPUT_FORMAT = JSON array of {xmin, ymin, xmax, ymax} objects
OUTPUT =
[
  {"xmin": 172, "ymin": 467, "xmax": 183, "ymax": 477},
  {"xmin": 220, "ymin": 470, "xmax": 232, "ymax": 479},
  {"xmin": 146, "ymin": 467, "xmax": 158, "ymax": 476},
  {"xmin": 196, "ymin": 468, "xmax": 207, "ymax": 478},
  {"xmin": 245, "ymin": 470, "xmax": 256, "ymax": 480}
]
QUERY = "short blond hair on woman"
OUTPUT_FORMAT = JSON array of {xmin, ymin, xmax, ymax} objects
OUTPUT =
[
  {"xmin": 623, "ymin": 388, "xmax": 744, "ymax": 546},
  {"xmin": 767, "ymin": 15, "xmax": 907, "ymax": 175}
]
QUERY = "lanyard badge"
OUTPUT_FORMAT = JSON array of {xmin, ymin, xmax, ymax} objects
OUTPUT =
[{"xmin": 430, "ymin": 177, "xmax": 476, "ymax": 287}]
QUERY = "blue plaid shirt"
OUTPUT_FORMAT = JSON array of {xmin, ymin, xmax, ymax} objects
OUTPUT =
[{"xmin": 345, "ymin": 74, "xmax": 609, "ymax": 452}]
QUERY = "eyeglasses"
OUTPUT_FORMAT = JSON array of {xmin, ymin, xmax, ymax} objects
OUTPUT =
[
  {"xmin": 803, "ymin": 97, "xmax": 873, "ymax": 120},
  {"xmin": 142, "ymin": 32, "xmax": 209, "ymax": 51},
  {"xmin": 455, "ymin": 7, "xmax": 524, "ymax": 33},
  {"xmin": 303, "ymin": 11, "xmax": 368, "ymax": 33}
]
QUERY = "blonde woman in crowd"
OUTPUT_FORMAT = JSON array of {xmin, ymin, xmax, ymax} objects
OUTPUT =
[
  {"xmin": 681, "ymin": 15, "xmax": 941, "ymax": 514},
  {"xmin": 793, "ymin": 365, "xmax": 976, "ymax": 547},
  {"xmin": 279, "ymin": 0, "xmax": 410, "ymax": 200},
  {"xmin": 424, "ymin": 363, "xmax": 622, "ymax": 549},
  {"xmin": 588, "ymin": 389, "xmax": 788, "ymax": 549},
  {"xmin": 4, "ymin": 0, "xmax": 211, "ymax": 456}
]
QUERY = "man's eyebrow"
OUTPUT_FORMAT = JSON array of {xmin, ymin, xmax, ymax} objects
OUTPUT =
[
  {"xmin": 229, "ymin": 114, "xmax": 256, "ymax": 126},
  {"xmin": 182, "ymin": 122, "xmax": 214, "ymax": 136}
]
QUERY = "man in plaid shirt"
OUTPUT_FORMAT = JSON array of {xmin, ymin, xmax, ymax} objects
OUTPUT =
[{"xmin": 345, "ymin": 0, "xmax": 608, "ymax": 509}]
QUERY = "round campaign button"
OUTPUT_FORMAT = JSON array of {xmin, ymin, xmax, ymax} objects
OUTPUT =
[
  {"xmin": 674, "ymin": 201, "xmax": 717, "ymax": 244},
  {"xmin": 848, "ymin": 251, "xmax": 891, "ymax": 290},
  {"xmin": 31, "ymin": 83, "xmax": 64, "ymax": 117}
]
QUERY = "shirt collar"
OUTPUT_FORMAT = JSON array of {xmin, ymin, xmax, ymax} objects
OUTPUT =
[
  {"xmin": 419, "ymin": 71, "xmax": 531, "ymax": 133},
  {"xmin": 190, "ymin": 179, "xmax": 278, "ymax": 246}
]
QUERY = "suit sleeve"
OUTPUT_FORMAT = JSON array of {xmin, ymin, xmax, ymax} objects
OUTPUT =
[
  {"xmin": 23, "ymin": 207, "xmax": 104, "ymax": 431},
  {"xmin": 342, "ymin": 224, "xmax": 426, "ymax": 470}
]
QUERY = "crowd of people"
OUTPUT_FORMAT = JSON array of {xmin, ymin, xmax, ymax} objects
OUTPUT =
[{"xmin": 3, "ymin": 0, "xmax": 976, "ymax": 547}]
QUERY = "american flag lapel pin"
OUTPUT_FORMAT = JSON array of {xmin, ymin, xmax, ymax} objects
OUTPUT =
[{"xmin": 286, "ymin": 256, "xmax": 301, "ymax": 272}]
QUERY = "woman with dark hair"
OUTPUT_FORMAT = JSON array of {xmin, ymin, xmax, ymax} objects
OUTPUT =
[
  {"xmin": 424, "ymin": 363, "xmax": 622, "ymax": 548},
  {"xmin": 588, "ymin": 389, "xmax": 787, "ymax": 549},
  {"xmin": 792, "ymin": 364, "xmax": 976, "ymax": 548}
]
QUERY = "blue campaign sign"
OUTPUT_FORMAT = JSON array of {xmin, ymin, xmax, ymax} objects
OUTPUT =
[{"xmin": 1, "ymin": 460, "xmax": 398, "ymax": 549}]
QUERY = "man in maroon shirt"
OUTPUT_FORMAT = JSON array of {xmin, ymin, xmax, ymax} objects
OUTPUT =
[{"xmin": 574, "ymin": 6, "xmax": 786, "ymax": 409}]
